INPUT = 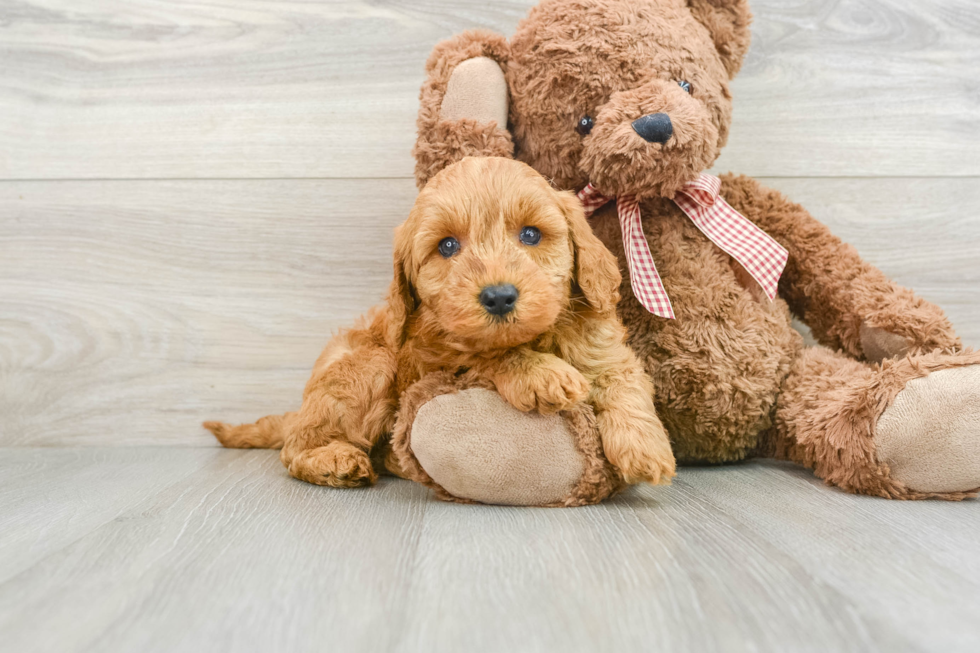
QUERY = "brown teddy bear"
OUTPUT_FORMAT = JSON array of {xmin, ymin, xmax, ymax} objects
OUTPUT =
[{"xmin": 401, "ymin": 0, "xmax": 980, "ymax": 501}]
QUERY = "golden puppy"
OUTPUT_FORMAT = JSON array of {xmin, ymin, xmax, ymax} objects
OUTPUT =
[{"xmin": 205, "ymin": 157, "xmax": 675, "ymax": 488}]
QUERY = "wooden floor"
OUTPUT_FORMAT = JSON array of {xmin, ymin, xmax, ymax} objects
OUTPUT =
[
  {"xmin": 1, "ymin": 1, "xmax": 979, "ymax": 651},
  {"xmin": 2, "ymin": 450, "xmax": 980, "ymax": 653}
]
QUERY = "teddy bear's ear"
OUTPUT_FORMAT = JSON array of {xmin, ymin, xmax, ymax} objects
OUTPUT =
[
  {"xmin": 558, "ymin": 191, "xmax": 621, "ymax": 316},
  {"xmin": 414, "ymin": 31, "xmax": 515, "ymax": 189},
  {"xmin": 687, "ymin": 0, "xmax": 753, "ymax": 78}
]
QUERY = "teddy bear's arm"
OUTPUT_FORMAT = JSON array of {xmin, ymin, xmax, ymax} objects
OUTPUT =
[
  {"xmin": 414, "ymin": 31, "xmax": 514, "ymax": 188},
  {"xmin": 719, "ymin": 173, "xmax": 961, "ymax": 361}
]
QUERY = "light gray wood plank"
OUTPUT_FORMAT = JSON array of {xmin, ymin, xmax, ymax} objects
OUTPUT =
[
  {"xmin": 1, "ymin": 0, "xmax": 978, "ymax": 180},
  {"xmin": 1, "ymin": 177, "xmax": 977, "ymax": 447},
  {"xmin": 0, "ymin": 447, "xmax": 222, "ymax": 584},
  {"xmin": 0, "ymin": 449, "xmax": 432, "ymax": 653},
  {"xmin": 713, "ymin": 0, "xmax": 980, "ymax": 178},
  {"xmin": 679, "ymin": 461, "xmax": 980, "ymax": 652},
  {"xmin": 0, "ymin": 178, "xmax": 413, "ymax": 446},
  {"xmin": 395, "ymin": 481, "xmax": 904, "ymax": 653},
  {"xmin": 3, "ymin": 452, "xmax": 979, "ymax": 652},
  {"xmin": 0, "ymin": 0, "xmax": 535, "ymax": 181}
]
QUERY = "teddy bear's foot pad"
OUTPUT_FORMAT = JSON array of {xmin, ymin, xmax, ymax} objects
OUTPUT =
[
  {"xmin": 875, "ymin": 365, "xmax": 980, "ymax": 493},
  {"xmin": 412, "ymin": 388, "xmax": 585, "ymax": 505},
  {"xmin": 440, "ymin": 57, "xmax": 508, "ymax": 127}
]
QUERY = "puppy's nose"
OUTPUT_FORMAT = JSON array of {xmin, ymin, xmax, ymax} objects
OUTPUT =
[
  {"xmin": 479, "ymin": 284, "xmax": 519, "ymax": 316},
  {"xmin": 632, "ymin": 113, "xmax": 673, "ymax": 144}
]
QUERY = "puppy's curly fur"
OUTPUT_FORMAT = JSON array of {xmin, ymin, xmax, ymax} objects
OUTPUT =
[{"xmin": 205, "ymin": 157, "xmax": 675, "ymax": 488}]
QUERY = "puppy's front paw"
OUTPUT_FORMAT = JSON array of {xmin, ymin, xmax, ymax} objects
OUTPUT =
[
  {"xmin": 497, "ymin": 358, "xmax": 590, "ymax": 415},
  {"xmin": 603, "ymin": 422, "xmax": 676, "ymax": 486}
]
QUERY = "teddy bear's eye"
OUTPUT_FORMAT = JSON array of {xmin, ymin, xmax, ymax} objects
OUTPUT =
[
  {"xmin": 575, "ymin": 115, "xmax": 594, "ymax": 136},
  {"xmin": 438, "ymin": 237, "xmax": 460, "ymax": 258},
  {"xmin": 519, "ymin": 226, "xmax": 541, "ymax": 246},
  {"xmin": 678, "ymin": 80, "xmax": 693, "ymax": 94}
]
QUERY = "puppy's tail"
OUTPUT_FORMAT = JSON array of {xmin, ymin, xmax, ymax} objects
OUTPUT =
[{"xmin": 203, "ymin": 412, "xmax": 294, "ymax": 449}]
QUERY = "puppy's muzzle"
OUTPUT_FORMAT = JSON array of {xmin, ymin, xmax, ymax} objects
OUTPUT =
[{"xmin": 479, "ymin": 284, "xmax": 519, "ymax": 317}]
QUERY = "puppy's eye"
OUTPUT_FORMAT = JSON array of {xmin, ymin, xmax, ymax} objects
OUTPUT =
[
  {"xmin": 575, "ymin": 115, "xmax": 594, "ymax": 136},
  {"xmin": 519, "ymin": 226, "xmax": 541, "ymax": 246},
  {"xmin": 438, "ymin": 237, "xmax": 460, "ymax": 258},
  {"xmin": 678, "ymin": 80, "xmax": 693, "ymax": 94}
]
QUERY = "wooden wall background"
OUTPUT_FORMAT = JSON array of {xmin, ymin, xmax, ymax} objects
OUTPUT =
[{"xmin": 2, "ymin": 0, "xmax": 978, "ymax": 446}]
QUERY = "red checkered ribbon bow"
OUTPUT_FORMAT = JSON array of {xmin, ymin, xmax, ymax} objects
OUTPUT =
[{"xmin": 577, "ymin": 174, "xmax": 788, "ymax": 319}]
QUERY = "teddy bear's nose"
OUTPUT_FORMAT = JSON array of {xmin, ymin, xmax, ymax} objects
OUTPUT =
[{"xmin": 632, "ymin": 113, "xmax": 673, "ymax": 144}]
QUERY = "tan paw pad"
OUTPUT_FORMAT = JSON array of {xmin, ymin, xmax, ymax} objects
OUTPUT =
[{"xmin": 875, "ymin": 366, "xmax": 980, "ymax": 493}]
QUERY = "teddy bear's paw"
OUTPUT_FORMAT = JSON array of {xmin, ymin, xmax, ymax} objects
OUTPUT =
[
  {"xmin": 875, "ymin": 365, "xmax": 980, "ymax": 493},
  {"xmin": 860, "ymin": 324, "xmax": 912, "ymax": 363},
  {"xmin": 287, "ymin": 441, "xmax": 377, "ymax": 488},
  {"xmin": 440, "ymin": 56, "xmax": 508, "ymax": 128},
  {"xmin": 497, "ymin": 358, "xmax": 590, "ymax": 416}
]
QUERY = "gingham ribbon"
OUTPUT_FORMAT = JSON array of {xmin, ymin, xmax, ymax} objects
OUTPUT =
[{"xmin": 577, "ymin": 174, "xmax": 788, "ymax": 319}]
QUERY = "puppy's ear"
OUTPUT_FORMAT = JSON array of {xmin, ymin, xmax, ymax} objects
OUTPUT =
[
  {"xmin": 385, "ymin": 222, "xmax": 418, "ymax": 348},
  {"xmin": 687, "ymin": 0, "xmax": 752, "ymax": 78},
  {"xmin": 558, "ymin": 191, "xmax": 621, "ymax": 315}
]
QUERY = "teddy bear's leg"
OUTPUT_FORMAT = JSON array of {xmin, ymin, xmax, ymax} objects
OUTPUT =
[
  {"xmin": 387, "ymin": 371, "xmax": 624, "ymax": 507},
  {"xmin": 414, "ymin": 30, "xmax": 514, "ymax": 187},
  {"xmin": 770, "ymin": 346, "xmax": 980, "ymax": 499}
]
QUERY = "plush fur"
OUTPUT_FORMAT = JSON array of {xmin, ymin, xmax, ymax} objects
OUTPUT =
[
  {"xmin": 205, "ymin": 157, "xmax": 675, "ymax": 492},
  {"xmin": 411, "ymin": 0, "xmax": 980, "ymax": 499}
]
